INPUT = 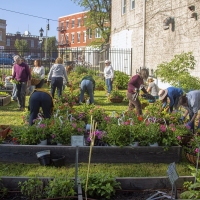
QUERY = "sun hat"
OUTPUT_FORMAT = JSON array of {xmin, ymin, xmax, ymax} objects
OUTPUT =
[
  {"xmin": 105, "ymin": 60, "xmax": 110, "ymax": 64},
  {"xmin": 158, "ymin": 89, "xmax": 168, "ymax": 100}
]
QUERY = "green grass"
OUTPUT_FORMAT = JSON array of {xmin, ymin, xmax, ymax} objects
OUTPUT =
[{"xmin": 0, "ymin": 84, "xmax": 193, "ymax": 178}]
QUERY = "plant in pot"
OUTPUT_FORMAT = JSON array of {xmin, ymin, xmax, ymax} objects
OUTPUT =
[
  {"xmin": 109, "ymin": 89, "xmax": 124, "ymax": 103},
  {"xmin": 95, "ymin": 78, "xmax": 105, "ymax": 91},
  {"xmin": 10, "ymin": 125, "xmax": 38, "ymax": 145}
]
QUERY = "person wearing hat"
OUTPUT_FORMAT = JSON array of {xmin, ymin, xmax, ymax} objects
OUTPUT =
[
  {"xmin": 127, "ymin": 68, "xmax": 152, "ymax": 115},
  {"xmin": 12, "ymin": 55, "xmax": 31, "ymax": 111},
  {"xmin": 104, "ymin": 60, "xmax": 114, "ymax": 96},
  {"xmin": 29, "ymin": 88, "xmax": 54, "ymax": 125},
  {"xmin": 158, "ymin": 87, "xmax": 183, "ymax": 112},
  {"xmin": 147, "ymin": 77, "xmax": 159, "ymax": 102},
  {"xmin": 178, "ymin": 90, "xmax": 200, "ymax": 133}
]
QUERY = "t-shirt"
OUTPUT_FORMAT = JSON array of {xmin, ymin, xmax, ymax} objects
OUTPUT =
[{"xmin": 148, "ymin": 82, "xmax": 159, "ymax": 96}]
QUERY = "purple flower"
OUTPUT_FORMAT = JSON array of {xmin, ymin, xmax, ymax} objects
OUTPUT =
[
  {"xmin": 195, "ymin": 148, "xmax": 199, "ymax": 153},
  {"xmin": 39, "ymin": 124, "xmax": 46, "ymax": 128},
  {"xmin": 52, "ymin": 134, "xmax": 55, "ymax": 138}
]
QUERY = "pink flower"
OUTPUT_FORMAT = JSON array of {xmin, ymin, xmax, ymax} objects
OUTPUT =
[
  {"xmin": 77, "ymin": 128, "xmax": 82, "ymax": 132},
  {"xmin": 160, "ymin": 125, "xmax": 166, "ymax": 132},
  {"xmin": 52, "ymin": 134, "xmax": 55, "ymax": 138},
  {"xmin": 39, "ymin": 124, "xmax": 46, "ymax": 128},
  {"xmin": 171, "ymin": 127, "xmax": 176, "ymax": 132},
  {"xmin": 177, "ymin": 136, "xmax": 181, "ymax": 140},
  {"xmin": 195, "ymin": 148, "xmax": 199, "ymax": 153},
  {"xmin": 124, "ymin": 122, "xmax": 129, "ymax": 125},
  {"xmin": 72, "ymin": 123, "xmax": 77, "ymax": 128}
]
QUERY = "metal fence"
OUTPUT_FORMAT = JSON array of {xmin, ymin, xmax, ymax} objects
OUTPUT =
[{"xmin": 0, "ymin": 48, "xmax": 132, "ymax": 82}]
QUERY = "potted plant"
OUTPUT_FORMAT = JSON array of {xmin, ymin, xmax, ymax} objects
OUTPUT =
[{"xmin": 109, "ymin": 89, "xmax": 124, "ymax": 103}]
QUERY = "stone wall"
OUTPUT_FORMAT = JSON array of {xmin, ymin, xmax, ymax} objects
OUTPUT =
[{"xmin": 111, "ymin": 0, "xmax": 200, "ymax": 77}]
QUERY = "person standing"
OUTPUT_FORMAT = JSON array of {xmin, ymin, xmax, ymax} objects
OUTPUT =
[
  {"xmin": 127, "ymin": 68, "xmax": 151, "ymax": 115},
  {"xmin": 158, "ymin": 87, "xmax": 183, "ymax": 112},
  {"xmin": 79, "ymin": 75, "xmax": 95, "ymax": 104},
  {"xmin": 32, "ymin": 59, "xmax": 45, "ymax": 88},
  {"xmin": 12, "ymin": 55, "xmax": 31, "ymax": 111},
  {"xmin": 178, "ymin": 90, "xmax": 200, "ymax": 133},
  {"xmin": 47, "ymin": 57, "xmax": 70, "ymax": 98},
  {"xmin": 104, "ymin": 60, "xmax": 114, "ymax": 96},
  {"xmin": 147, "ymin": 77, "xmax": 159, "ymax": 102},
  {"xmin": 29, "ymin": 88, "xmax": 54, "ymax": 125}
]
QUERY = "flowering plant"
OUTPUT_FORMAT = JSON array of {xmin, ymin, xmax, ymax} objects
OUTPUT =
[
  {"xmin": 87, "ymin": 105, "xmax": 107, "ymax": 123},
  {"xmin": 109, "ymin": 90, "xmax": 124, "ymax": 99},
  {"xmin": 184, "ymin": 134, "xmax": 200, "ymax": 154}
]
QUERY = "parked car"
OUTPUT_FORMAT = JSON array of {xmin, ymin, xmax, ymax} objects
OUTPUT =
[
  {"xmin": 0, "ymin": 57, "xmax": 14, "ymax": 65},
  {"xmin": 26, "ymin": 55, "xmax": 40, "ymax": 64},
  {"xmin": 42, "ymin": 57, "xmax": 56, "ymax": 62}
]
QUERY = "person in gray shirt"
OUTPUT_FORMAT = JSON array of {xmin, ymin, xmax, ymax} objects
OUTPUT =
[
  {"xmin": 147, "ymin": 77, "xmax": 159, "ymax": 102},
  {"xmin": 178, "ymin": 90, "xmax": 200, "ymax": 133},
  {"xmin": 47, "ymin": 57, "xmax": 71, "ymax": 98}
]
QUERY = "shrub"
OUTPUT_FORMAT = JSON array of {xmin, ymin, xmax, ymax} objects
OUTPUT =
[{"xmin": 114, "ymin": 70, "xmax": 130, "ymax": 89}]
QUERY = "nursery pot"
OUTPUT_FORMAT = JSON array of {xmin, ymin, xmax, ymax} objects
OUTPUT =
[
  {"xmin": 51, "ymin": 156, "xmax": 65, "ymax": 167},
  {"xmin": 149, "ymin": 142, "xmax": 159, "ymax": 147},
  {"xmin": 86, "ymin": 124, "xmax": 91, "ymax": 131},
  {"xmin": 36, "ymin": 150, "xmax": 50, "ymax": 158},
  {"xmin": 37, "ymin": 139, "xmax": 47, "ymax": 145},
  {"xmin": 38, "ymin": 155, "xmax": 51, "ymax": 166}
]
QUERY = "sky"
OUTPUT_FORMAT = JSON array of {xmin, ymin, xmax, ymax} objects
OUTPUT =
[{"xmin": 0, "ymin": 0, "xmax": 84, "ymax": 38}]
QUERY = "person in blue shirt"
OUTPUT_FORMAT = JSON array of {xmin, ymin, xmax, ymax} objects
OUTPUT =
[
  {"xmin": 178, "ymin": 90, "xmax": 200, "ymax": 133},
  {"xmin": 158, "ymin": 87, "xmax": 183, "ymax": 112}
]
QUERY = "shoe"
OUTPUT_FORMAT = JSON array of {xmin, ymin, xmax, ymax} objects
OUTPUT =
[{"xmin": 19, "ymin": 107, "xmax": 25, "ymax": 111}]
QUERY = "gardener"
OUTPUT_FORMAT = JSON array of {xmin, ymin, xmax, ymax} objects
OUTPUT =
[
  {"xmin": 29, "ymin": 88, "xmax": 54, "ymax": 125},
  {"xmin": 158, "ymin": 87, "xmax": 183, "ymax": 112},
  {"xmin": 79, "ymin": 75, "xmax": 95, "ymax": 104},
  {"xmin": 12, "ymin": 55, "xmax": 31, "ymax": 111},
  {"xmin": 146, "ymin": 77, "xmax": 159, "ymax": 103},
  {"xmin": 178, "ymin": 90, "xmax": 200, "ymax": 133},
  {"xmin": 104, "ymin": 60, "xmax": 114, "ymax": 96},
  {"xmin": 127, "ymin": 68, "xmax": 153, "ymax": 115}
]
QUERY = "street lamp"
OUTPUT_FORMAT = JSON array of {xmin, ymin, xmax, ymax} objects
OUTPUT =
[{"xmin": 39, "ymin": 28, "xmax": 44, "ymax": 60}]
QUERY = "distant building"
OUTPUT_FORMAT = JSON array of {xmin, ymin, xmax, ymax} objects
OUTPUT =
[
  {"xmin": 0, "ymin": 19, "xmax": 6, "ymax": 50},
  {"xmin": 5, "ymin": 31, "xmax": 41, "ymax": 56}
]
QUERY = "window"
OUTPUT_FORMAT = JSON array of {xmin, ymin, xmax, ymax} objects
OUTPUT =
[
  {"xmin": 71, "ymin": 33, "xmax": 74, "ymax": 43},
  {"xmin": 0, "ymin": 31, "xmax": 2, "ymax": 41},
  {"xmin": 83, "ymin": 17, "xmax": 87, "ymax": 26},
  {"xmin": 31, "ymin": 40, "xmax": 34, "ymax": 48},
  {"xmin": 77, "ymin": 18, "xmax": 81, "ymax": 27},
  {"xmin": 122, "ymin": 0, "xmax": 126, "ymax": 15},
  {"xmin": 130, "ymin": 0, "xmax": 135, "ymax": 10},
  {"xmin": 6, "ymin": 38, "xmax": 10, "ymax": 46},
  {"xmin": 66, "ymin": 34, "xmax": 69, "ymax": 43},
  {"xmin": 61, "ymin": 22, "xmax": 64, "ymax": 29},
  {"xmin": 88, "ymin": 29, "xmax": 92, "ymax": 39},
  {"xmin": 61, "ymin": 34, "xmax": 64, "ymax": 44},
  {"xmin": 72, "ymin": 20, "xmax": 75, "ymax": 28},
  {"xmin": 83, "ymin": 31, "xmax": 86, "ymax": 42},
  {"xmin": 95, "ymin": 28, "xmax": 101, "ymax": 38},
  {"xmin": 66, "ymin": 20, "xmax": 69, "ymax": 29},
  {"xmin": 77, "ymin": 32, "xmax": 80, "ymax": 43}
]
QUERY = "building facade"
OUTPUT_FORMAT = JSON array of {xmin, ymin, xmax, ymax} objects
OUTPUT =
[
  {"xmin": 0, "ymin": 19, "xmax": 6, "ymax": 50},
  {"xmin": 5, "ymin": 31, "xmax": 41, "ymax": 56},
  {"xmin": 111, "ymin": 0, "xmax": 200, "ymax": 77}
]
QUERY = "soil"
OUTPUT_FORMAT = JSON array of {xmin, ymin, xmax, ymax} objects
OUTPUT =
[{"xmin": 1, "ymin": 189, "xmax": 182, "ymax": 200}]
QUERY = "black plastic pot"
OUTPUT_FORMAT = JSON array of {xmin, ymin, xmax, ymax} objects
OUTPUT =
[
  {"xmin": 38, "ymin": 155, "xmax": 51, "ymax": 166},
  {"xmin": 51, "ymin": 156, "xmax": 65, "ymax": 167}
]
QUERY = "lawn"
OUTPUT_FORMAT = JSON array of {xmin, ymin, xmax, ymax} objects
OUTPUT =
[{"xmin": 0, "ymin": 83, "xmax": 192, "ymax": 178}]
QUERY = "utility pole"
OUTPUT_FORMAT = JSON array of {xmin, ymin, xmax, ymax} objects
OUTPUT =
[{"xmin": 45, "ymin": 19, "xmax": 49, "ymax": 59}]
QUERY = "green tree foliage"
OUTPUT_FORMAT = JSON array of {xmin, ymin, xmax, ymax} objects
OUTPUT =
[
  {"xmin": 14, "ymin": 39, "xmax": 29, "ymax": 57},
  {"xmin": 43, "ymin": 37, "xmax": 57, "ymax": 57},
  {"xmin": 155, "ymin": 52, "xmax": 200, "ymax": 92},
  {"xmin": 72, "ymin": 0, "xmax": 111, "ymax": 46}
]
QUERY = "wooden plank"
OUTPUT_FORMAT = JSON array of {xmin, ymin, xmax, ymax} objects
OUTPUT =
[{"xmin": 0, "ymin": 145, "xmax": 182, "ymax": 164}]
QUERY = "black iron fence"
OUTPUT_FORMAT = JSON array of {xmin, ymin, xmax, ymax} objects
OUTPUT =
[{"xmin": 0, "ymin": 48, "xmax": 132, "ymax": 82}]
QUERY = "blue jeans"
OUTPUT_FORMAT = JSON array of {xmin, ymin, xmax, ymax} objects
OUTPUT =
[
  {"xmin": 106, "ymin": 78, "xmax": 112, "ymax": 94},
  {"xmin": 29, "ymin": 91, "xmax": 53, "ymax": 125},
  {"xmin": 79, "ymin": 79, "xmax": 94, "ymax": 104},
  {"xmin": 51, "ymin": 77, "xmax": 63, "ymax": 98},
  {"xmin": 16, "ymin": 82, "xmax": 27, "ymax": 109}
]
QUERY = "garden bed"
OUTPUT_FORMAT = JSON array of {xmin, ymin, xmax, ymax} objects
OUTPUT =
[
  {"xmin": 0, "ymin": 145, "xmax": 182, "ymax": 164},
  {"xmin": 0, "ymin": 95, "xmax": 11, "ymax": 106}
]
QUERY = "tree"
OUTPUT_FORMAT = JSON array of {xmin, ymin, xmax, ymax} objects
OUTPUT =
[
  {"xmin": 14, "ymin": 39, "xmax": 29, "ymax": 57},
  {"xmin": 155, "ymin": 52, "xmax": 200, "ymax": 92},
  {"xmin": 43, "ymin": 37, "xmax": 58, "ymax": 58},
  {"xmin": 72, "ymin": 0, "xmax": 111, "ymax": 46}
]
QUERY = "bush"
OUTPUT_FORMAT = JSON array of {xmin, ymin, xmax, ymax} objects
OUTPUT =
[
  {"xmin": 114, "ymin": 71, "xmax": 130, "ymax": 89},
  {"xmin": 74, "ymin": 66, "xmax": 88, "ymax": 75}
]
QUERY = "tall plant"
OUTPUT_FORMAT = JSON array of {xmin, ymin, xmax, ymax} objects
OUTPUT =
[{"xmin": 155, "ymin": 52, "xmax": 200, "ymax": 92}]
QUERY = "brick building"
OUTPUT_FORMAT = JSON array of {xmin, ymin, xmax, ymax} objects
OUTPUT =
[
  {"xmin": 5, "ymin": 31, "xmax": 41, "ymax": 56},
  {"xmin": 0, "ymin": 19, "xmax": 6, "ymax": 50},
  {"xmin": 111, "ymin": 0, "xmax": 200, "ymax": 77}
]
